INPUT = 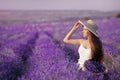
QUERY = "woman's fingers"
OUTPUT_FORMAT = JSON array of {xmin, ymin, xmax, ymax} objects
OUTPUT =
[
  {"xmin": 76, "ymin": 22, "xmax": 80, "ymax": 26},
  {"xmin": 72, "ymin": 22, "xmax": 80, "ymax": 30},
  {"xmin": 74, "ymin": 22, "xmax": 80, "ymax": 27}
]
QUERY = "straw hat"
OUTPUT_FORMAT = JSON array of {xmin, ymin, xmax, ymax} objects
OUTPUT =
[{"xmin": 78, "ymin": 19, "xmax": 98, "ymax": 37}]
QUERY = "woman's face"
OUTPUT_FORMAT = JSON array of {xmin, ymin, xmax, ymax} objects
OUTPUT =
[{"xmin": 82, "ymin": 26, "xmax": 90, "ymax": 37}]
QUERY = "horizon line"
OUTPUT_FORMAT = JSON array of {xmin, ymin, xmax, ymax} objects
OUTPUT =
[{"xmin": 0, "ymin": 9, "xmax": 120, "ymax": 12}]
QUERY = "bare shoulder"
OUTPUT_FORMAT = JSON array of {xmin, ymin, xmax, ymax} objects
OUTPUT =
[
  {"xmin": 78, "ymin": 39, "xmax": 86, "ymax": 45},
  {"xmin": 82, "ymin": 40, "xmax": 90, "ymax": 48}
]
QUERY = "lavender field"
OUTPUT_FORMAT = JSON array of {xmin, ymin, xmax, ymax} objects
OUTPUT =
[{"xmin": 0, "ymin": 11, "xmax": 120, "ymax": 80}]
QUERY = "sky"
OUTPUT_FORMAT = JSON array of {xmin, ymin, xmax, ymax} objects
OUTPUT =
[{"xmin": 0, "ymin": 0, "xmax": 120, "ymax": 11}]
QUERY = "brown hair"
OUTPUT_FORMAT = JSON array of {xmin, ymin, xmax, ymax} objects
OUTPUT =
[{"xmin": 89, "ymin": 32, "xmax": 104, "ymax": 64}]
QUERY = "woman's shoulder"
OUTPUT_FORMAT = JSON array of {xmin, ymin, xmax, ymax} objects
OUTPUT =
[
  {"xmin": 77, "ymin": 39, "xmax": 89, "ymax": 47},
  {"xmin": 81, "ymin": 40, "xmax": 90, "ymax": 49},
  {"xmin": 78, "ymin": 39, "xmax": 85, "ymax": 46},
  {"xmin": 81, "ymin": 39, "xmax": 88, "ymax": 44}
]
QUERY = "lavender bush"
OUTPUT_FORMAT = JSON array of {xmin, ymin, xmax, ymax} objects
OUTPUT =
[{"xmin": 0, "ymin": 18, "xmax": 120, "ymax": 80}]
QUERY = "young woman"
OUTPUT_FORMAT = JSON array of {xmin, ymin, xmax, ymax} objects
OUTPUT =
[{"xmin": 63, "ymin": 20, "xmax": 106, "ymax": 72}]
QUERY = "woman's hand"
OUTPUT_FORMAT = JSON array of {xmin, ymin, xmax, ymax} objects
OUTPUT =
[
  {"xmin": 72, "ymin": 21, "xmax": 82, "ymax": 30},
  {"xmin": 63, "ymin": 20, "xmax": 83, "ymax": 45}
]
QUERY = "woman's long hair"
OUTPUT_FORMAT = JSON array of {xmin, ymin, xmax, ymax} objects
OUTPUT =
[{"xmin": 89, "ymin": 32, "xmax": 104, "ymax": 64}]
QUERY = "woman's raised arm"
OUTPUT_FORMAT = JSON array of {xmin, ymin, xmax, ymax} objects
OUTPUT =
[{"xmin": 63, "ymin": 21, "xmax": 84, "ymax": 45}]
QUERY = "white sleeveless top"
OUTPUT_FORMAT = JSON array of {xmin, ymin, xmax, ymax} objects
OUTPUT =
[{"xmin": 77, "ymin": 43, "xmax": 92, "ymax": 70}]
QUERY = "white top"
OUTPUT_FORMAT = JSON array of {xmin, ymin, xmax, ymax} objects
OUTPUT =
[{"xmin": 77, "ymin": 43, "xmax": 92, "ymax": 70}]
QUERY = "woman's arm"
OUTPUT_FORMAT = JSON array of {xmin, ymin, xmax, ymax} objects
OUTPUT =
[{"xmin": 63, "ymin": 21, "xmax": 84, "ymax": 45}]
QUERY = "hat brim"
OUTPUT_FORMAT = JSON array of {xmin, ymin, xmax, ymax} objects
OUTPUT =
[
  {"xmin": 85, "ymin": 24, "xmax": 98, "ymax": 37},
  {"xmin": 78, "ymin": 20, "xmax": 98, "ymax": 37},
  {"xmin": 78, "ymin": 20, "xmax": 86, "ymax": 27}
]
